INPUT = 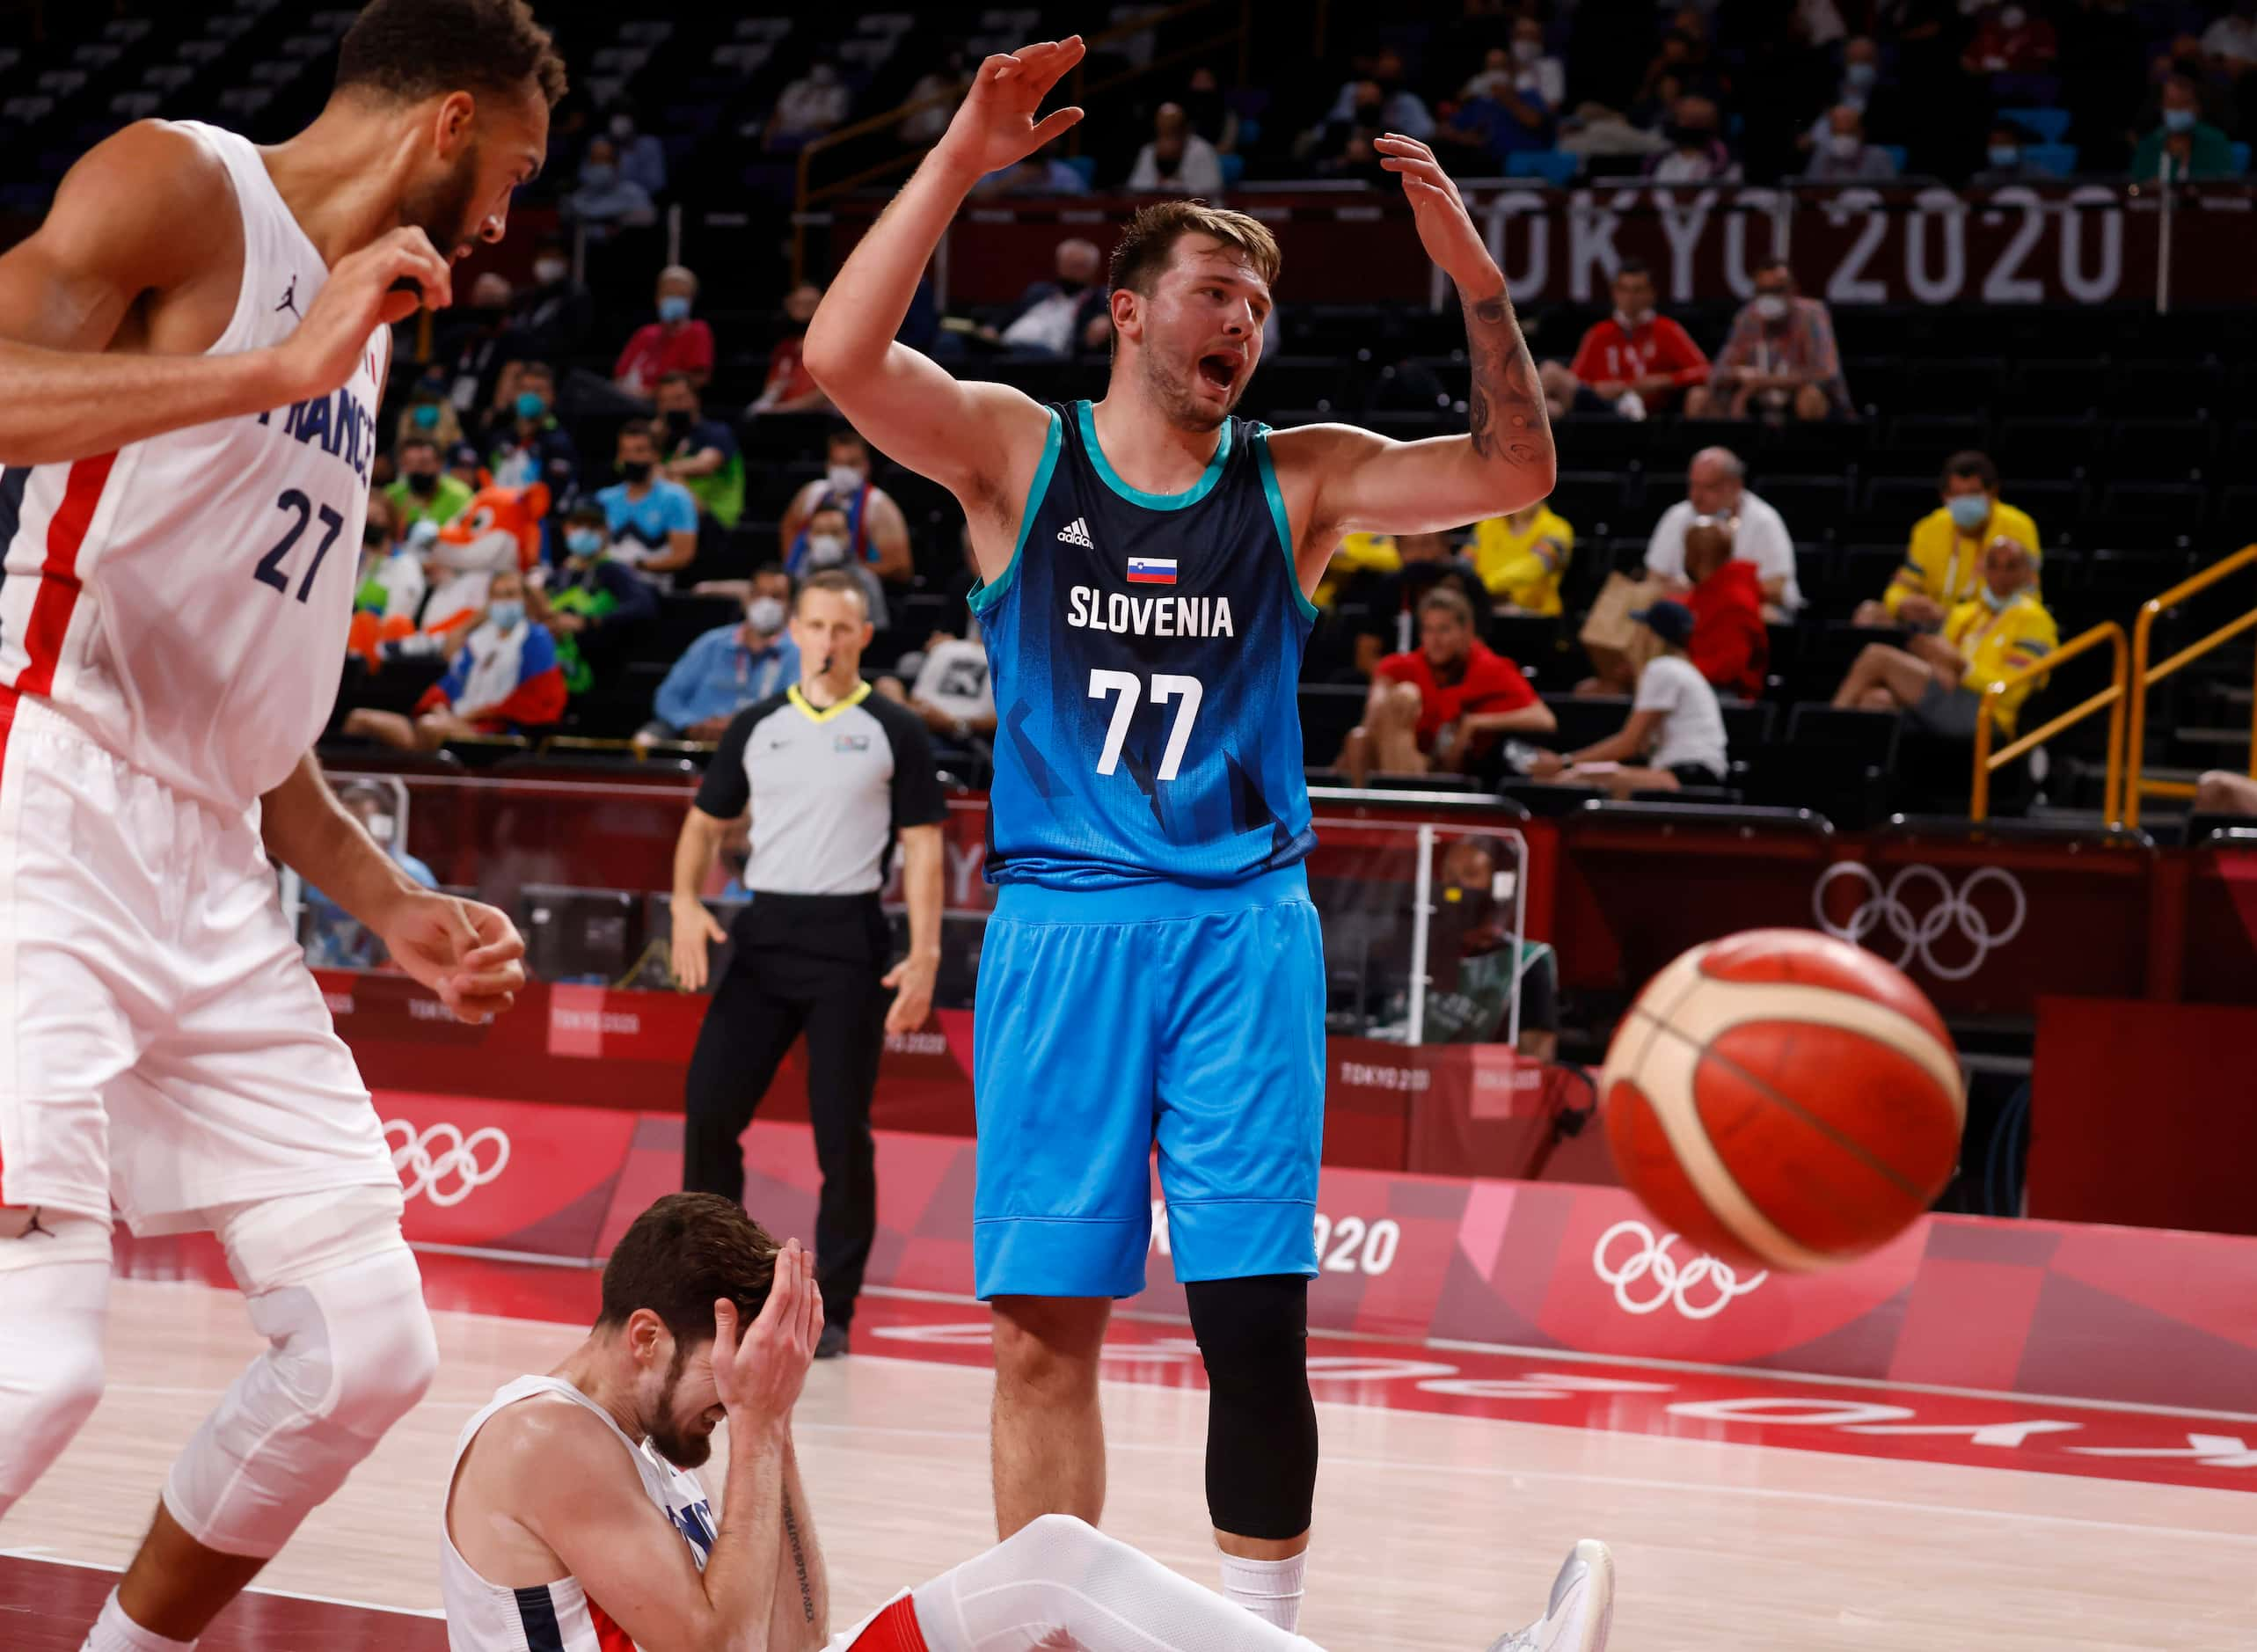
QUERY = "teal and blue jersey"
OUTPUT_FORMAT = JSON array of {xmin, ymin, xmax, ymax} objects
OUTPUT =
[{"xmin": 971, "ymin": 400, "xmax": 1318, "ymax": 891}]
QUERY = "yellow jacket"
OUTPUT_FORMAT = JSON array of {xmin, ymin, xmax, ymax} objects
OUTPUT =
[
  {"xmin": 1887, "ymin": 501, "xmax": 2041, "ymax": 618},
  {"xmin": 1472, "ymin": 507, "xmax": 1575, "ymax": 616},
  {"xmin": 1948, "ymin": 591, "xmax": 2058, "ymax": 737},
  {"xmin": 1314, "ymin": 531, "xmax": 1403, "ymax": 609}
]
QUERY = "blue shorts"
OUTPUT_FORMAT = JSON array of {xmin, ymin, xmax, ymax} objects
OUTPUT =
[{"xmin": 971, "ymin": 864, "xmax": 1326, "ymax": 1299}]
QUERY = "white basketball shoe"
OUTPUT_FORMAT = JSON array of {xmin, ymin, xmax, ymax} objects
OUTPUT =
[{"xmin": 1486, "ymin": 1539, "xmax": 1615, "ymax": 1652}]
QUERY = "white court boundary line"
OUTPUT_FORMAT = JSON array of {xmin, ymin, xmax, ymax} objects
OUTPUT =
[{"xmin": 0, "ymin": 1546, "xmax": 446, "ymax": 1618}]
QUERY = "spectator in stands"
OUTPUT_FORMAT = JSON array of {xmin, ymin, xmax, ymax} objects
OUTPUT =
[
  {"xmin": 750, "ymin": 281, "xmax": 834, "ymax": 416},
  {"xmin": 986, "ymin": 238, "xmax": 1111, "ymax": 359},
  {"xmin": 1646, "ymin": 95, "xmax": 1739, "ymax": 183},
  {"xmin": 603, "ymin": 105, "xmax": 667, "ymax": 196},
  {"xmin": 1128, "ymin": 102, "xmax": 1226, "ymax": 195},
  {"xmin": 1802, "ymin": 106, "xmax": 1898, "ymax": 179},
  {"xmin": 1972, "ymin": 121, "xmax": 2043, "ymax": 182},
  {"xmin": 655, "ymin": 373, "xmax": 745, "ymax": 530},
  {"xmin": 1321, "ymin": 54, "xmax": 1436, "ymax": 143},
  {"xmin": 1342, "ymin": 587, "xmax": 1555, "ymax": 787},
  {"xmin": 302, "ymin": 781, "xmax": 439, "ymax": 971},
  {"xmin": 484, "ymin": 362, "xmax": 577, "ymax": 510},
  {"xmin": 1962, "ymin": 3, "xmax": 2058, "ymax": 76},
  {"xmin": 598, "ymin": 420, "xmax": 699, "ymax": 585},
  {"xmin": 1646, "ymin": 448, "xmax": 1802, "ymax": 617},
  {"xmin": 505, "ymin": 238, "xmax": 595, "ymax": 366},
  {"xmin": 2193, "ymin": 771, "xmax": 2257, "ymax": 815},
  {"xmin": 1180, "ymin": 64, "xmax": 1240, "ymax": 152},
  {"xmin": 2133, "ymin": 76, "xmax": 2237, "ymax": 181},
  {"xmin": 902, "ymin": 50, "xmax": 972, "ymax": 145},
  {"xmin": 1556, "ymin": 102, "xmax": 1669, "ymax": 168},
  {"xmin": 1854, "ymin": 450, "xmax": 2041, "ymax": 630},
  {"xmin": 446, "ymin": 441, "xmax": 484, "ymax": 493},
  {"xmin": 635, "ymin": 567, "xmax": 801, "ymax": 748},
  {"xmin": 1682, "ymin": 515, "xmax": 1769, "ymax": 699},
  {"xmin": 564, "ymin": 135, "xmax": 657, "ymax": 238},
  {"xmin": 434, "ymin": 272, "xmax": 516, "ymax": 420},
  {"xmin": 1436, "ymin": 76, "xmax": 1553, "ymax": 164},
  {"xmin": 342, "ymin": 569, "xmax": 567, "ymax": 751},
  {"xmin": 877, "ymin": 622, "xmax": 997, "ymax": 754},
  {"xmin": 1530, "ymin": 601, "xmax": 1728, "ymax": 798},
  {"xmin": 767, "ymin": 56, "xmax": 851, "ymax": 150},
  {"xmin": 396, "ymin": 367, "xmax": 464, "ymax": 451},
  {"xmin": 615, "ymin": 266, "xmax": 714, "ymax": 397},
  {"xmin": 974, "ymin": 138, "xmax": 1092, "ymax": 196},
  {"xmin": 537, "ymin": 501, "xmax": 660, "ymax": 692},
  {"xmin": 1464, "ymin": 19, "xmax": 1567, "ymax": 113},
  {"xmin": 1472, "ymin": 498, "xmax": 1574, "ymax": 617},
  {"xmin": 384, "ymin": 435, "xmax": 473, "ymax": 530},
  {"xmin": 2204, "ymin": 4, "xmax": 2257, "ymax": 72},
  {"xmin": 788, "ymin": 501, "xmax": 891, "ymax": 629},
  {"xmin": 1831, "ymin": 537, "xmax": 2056, "ymax": 744},
  {"xmin": 1345, "ymin": 530, "xmax": 1490, "ymax": 676},
  {"xmin": 1421, "ymin": 834, "xmax": 1559, "ymax": 1059},
  {"xmin": 1537, "ymin": 259, "xmax": 1709, "ymax": 420},
  {"xmin": 781, "ymin": 428, "xmax": 915, "ymax": 587},
  {"xmin": 1684, "ymin": 257, "xmax": 1850, "ymax": 422}
]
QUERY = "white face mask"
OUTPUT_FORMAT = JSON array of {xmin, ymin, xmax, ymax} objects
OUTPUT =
[
  {"xmin": 1614, "ymin": 307, "xmax": 1650, "ymax": 332},
  {"xmin": 533, "ymin": 257, "xmax": 568, "ymax": 285},
  {"xmin": 610, "ymin": 114, "xmax": 634, "ymax": 140},
  {"xmin": 1829, "ymin": 132, "xmax": 1861, "ymax": 159},
  {"xmin": 806, "ymin": 533, "xmax": 849, "ymax": 569},
  {"xmin": 826, "ymin": 464, "xmax": 865, "ymax": 496},
  {"xmin": 1753, "ymin": 293, "xmax": 1789, "ymax": 322},
  {"xmin": 1512, "ymin": 38, "xmax": 1541, "ymax": 63},
  {"xmin": 747, "ymin": 596, "xmax": 786, "ymax": 634},
  {"xmin": 363, "ymin": 813, "xmax": 396, "ymax": 847}
]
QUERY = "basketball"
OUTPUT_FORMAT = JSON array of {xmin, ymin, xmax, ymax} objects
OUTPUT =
[{"xmin": 1599, "ymin": 928, "xmax": 1964, "ymax": 1273}]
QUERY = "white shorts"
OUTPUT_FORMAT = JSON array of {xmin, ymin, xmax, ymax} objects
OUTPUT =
[{"xmin": 0, "ymin": 691, "xmax": 400, "ymax": 1235}]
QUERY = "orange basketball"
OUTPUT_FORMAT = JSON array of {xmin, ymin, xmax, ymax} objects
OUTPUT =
[{"xmin": 1598, "ymin": 928, "xmax": 1965, "ymax": 1273}]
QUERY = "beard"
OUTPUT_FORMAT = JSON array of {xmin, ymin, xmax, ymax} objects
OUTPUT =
[
  {"xmin": 1139, "ymin": 344, "xmax": 1236, "ymax": 434},
  {"xmin": 643, "ymin": 1346, "xmax": 715, "ymax": 1468},
  {"xmin": 401, "ymin": 142, "xmax": 484, "ymax": 259}
]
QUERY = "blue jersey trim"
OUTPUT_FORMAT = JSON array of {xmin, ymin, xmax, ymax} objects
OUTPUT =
[
  {"xmin": 969, "ymin": 406, "xmax": 1063, "ymax": 619},
  {"xmin": 1075, "ymin": 400, "xmax": 1232, "ymax": 511},
  {"xmin": 1251, "ymin": 426, "xmax": 1320, "ymax": 623}
]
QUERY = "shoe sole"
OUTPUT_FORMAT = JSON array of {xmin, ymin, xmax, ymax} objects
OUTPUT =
[{"xmin": 1560, "ymin": 1539, "xmax": 1616, "ymax": 1652}]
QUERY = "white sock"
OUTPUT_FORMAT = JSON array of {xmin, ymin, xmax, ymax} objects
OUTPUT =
[
  {"xmin": 1219, "ymin": 1547, "xmax": 1308, "ymax": 1633},
  {"xmin": 82, "ymin": 1590, "xmax": 196, "ymax": 1652}
]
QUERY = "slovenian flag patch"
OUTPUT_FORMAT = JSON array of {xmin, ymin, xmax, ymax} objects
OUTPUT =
[{"xmin": 1127, "ymin": 556, "xmax": 1178, "ymax": 585}]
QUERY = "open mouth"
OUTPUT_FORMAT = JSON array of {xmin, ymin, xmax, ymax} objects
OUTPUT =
[{"xmin": 1197, "ymin": 354, "xmax": 1238, "ymax": 393}]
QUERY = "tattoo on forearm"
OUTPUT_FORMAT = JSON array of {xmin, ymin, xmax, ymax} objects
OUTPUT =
[
  {"xmin": 1463, "ymin": 290, "xmax": 1550, "ymax": 471},
  {"xmin": 783, "ymin": 1491, "xmax": 815, "ymax": 1624}
]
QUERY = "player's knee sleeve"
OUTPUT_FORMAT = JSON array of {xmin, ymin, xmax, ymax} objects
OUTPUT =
[
  {"xmin": 0, "ymin": 1232, "xmax": 110, "ymax": 1514},
  {"xmin": 1184, "ymin": 1274, "xmax": 1318, "ymax": 1539},
  {"xmin": 164, "ymin": 1192, "xmax": 435, "ymax": 1558}
]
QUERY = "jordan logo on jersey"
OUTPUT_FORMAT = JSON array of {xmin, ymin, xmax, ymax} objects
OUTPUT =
[{"xmin": 275, "ymin": 274, "xmax": 300, "ymax": 318}]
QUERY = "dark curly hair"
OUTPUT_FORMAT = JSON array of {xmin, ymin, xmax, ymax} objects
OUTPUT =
[
  {"xmin": 336, "ymin": 0, "xmax": 568, "ymax": 109},
  {"xmin": 595, "ymin": 1194, "xmax": 780, "ymax": 1348}
]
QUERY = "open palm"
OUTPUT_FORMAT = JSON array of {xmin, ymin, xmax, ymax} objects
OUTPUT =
[{"xmin": 937, "ymin": 37, "xmax": 1086, "ymax": 179}]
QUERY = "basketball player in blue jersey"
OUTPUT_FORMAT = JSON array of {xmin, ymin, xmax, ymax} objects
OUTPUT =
[{"xmin": 806, "ymin": 38, "xmax": 1612, "ymax": 1651}]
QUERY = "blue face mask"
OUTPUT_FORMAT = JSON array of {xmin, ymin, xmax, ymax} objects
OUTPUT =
[
  {"xmin": 1979, "ymin": 582, "xmax": 2014, "ymax": 612},
  {"xmin": 566, "ymin": 528, "xmax": 604, "ymax": 558},
  {"xmin": 412, "ymin": 403, "xmax": 440, "ymax": 429},
  {"xmin": 2164, "ymin": 107, "xmax": 2197, "ymax": 134},
  {"xmin": 1947, "ymin": 493, "xmax": 1991, "ymax": 532},
  {"xmin": 515, "ymin": 391, "xmax": 546, "ymax": 420},
  {"xmin": 1845, "ymin": 62, "xmax": 1878, "ymax": 90},
  {"xmin": 581, "ymin": 162, "xmax": 617, "ymax": 187},
  {"xmin": 657, "ymin": 295, "xmax": 692, "ymax": 325},
  {"xmin": 488, "ymin": 598, "xmax": 526, "ymax": 630},
  {"xmin": 1988, "ymin": 144, "xmax": 2020, "ymax": 169}
]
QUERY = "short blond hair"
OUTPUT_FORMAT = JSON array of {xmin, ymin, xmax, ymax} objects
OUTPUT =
[{"xmin": 1108, "ymin": 201, "xmax": 1282, "ymax": 296}]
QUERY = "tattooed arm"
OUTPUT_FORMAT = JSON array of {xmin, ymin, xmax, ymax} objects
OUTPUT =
[
  {"xmin": 1264, "ymin": 135, "xmax": 1555, "ymax": 599},
  {"xmin": 766, "ymin": 1434, "xmax": 829, "ymax": 1651}
]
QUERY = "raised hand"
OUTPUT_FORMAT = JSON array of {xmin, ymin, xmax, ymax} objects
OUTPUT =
[
  {"xmin": 1375, "ymin": 135, "xmax": 1501, "ymax": 298},
  {"xmin": 671, "ymin": 901, "xmax": 728, "ymax": 992},
  {"xmin": 272, "ymin": 227, "xmax": 452, "ymax": 405},
  {"xmin": 379, "ymin": 891, "xmax": 528, "ymax": 1023},
  {"xmin": 934, "ymin": 38, "xmax": 1087, "ymax": 183},
  {"xmin": 712, "ymin": 1239, "xmax": 823, "ymax": 1428}
]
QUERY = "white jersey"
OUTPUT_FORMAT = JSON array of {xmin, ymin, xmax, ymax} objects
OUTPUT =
[
  {"xmin": 443, "ymin": 1376, "xmax": 719, "ymax": 1652},
  {"xmin": 0, "ymin": 119, "xmax": 387, "ymax": 815}
]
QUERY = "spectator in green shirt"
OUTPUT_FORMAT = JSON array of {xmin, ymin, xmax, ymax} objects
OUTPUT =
[
  {"xmin": 2132, "ymin": 76, "xmax": 2237, "ymax": 180},
  {"xmin": 383, "ymin": 435, "xmax": 475, "ymax": 529},
  {"xmin": 656, "ymin": 373, "xmax": 745, "ymax": 530}
]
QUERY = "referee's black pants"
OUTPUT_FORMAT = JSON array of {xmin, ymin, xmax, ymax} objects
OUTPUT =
[{"xmin": 682, "ymin": 894, "xmax": 889, "ymax": 1329}]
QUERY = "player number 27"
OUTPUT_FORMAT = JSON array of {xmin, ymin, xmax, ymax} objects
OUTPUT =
[
  {"xmin": 253, "ymin": 488, "xmax": 345, "ymax": 603},
  {"xmin": 1088, "ymin": 669, "xmax": 1203, "ymax": 782}
]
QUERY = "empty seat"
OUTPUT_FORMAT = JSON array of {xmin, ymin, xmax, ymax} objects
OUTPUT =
[
  {"xmin": 1996, "ymin": 416, "xmax": 2105, "ymax": 480},
  {"xmin": 2106, "ymin": 417, "xmax": 2215, "ymax": 479},
  {"xmin": 1757, "ymin": 475, "xmax": 1850, "ymax": 538},
  {"xmin": 2008, "ymin": 359, "xmax": 2102, "ymax": 416},
  {"xmin": 2100, "ymin": 482, "xmax": 2208, "ymax": 531},
  {"xmin": 1884, "ymin": 413, "xmax": 1990, "ymax": 474}
]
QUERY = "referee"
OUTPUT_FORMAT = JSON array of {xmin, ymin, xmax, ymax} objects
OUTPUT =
[{"xmin": 669, "ymin": 568, "xmax": 946, "ymax": 1358}]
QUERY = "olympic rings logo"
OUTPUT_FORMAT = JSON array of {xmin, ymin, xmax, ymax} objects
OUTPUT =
[
  {"xmin": 384, "ymin": 1120, "xmax": 512, "ymax": 1207},
  {"xmin": 1813, "ymin": 863, "xmax": 2027, "ymax": 982},
  {"xmin": 1592, "ymin": 1219, "xmax": 1768, "ymax": 1319}
]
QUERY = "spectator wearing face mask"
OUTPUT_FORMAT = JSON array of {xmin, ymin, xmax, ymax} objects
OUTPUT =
[
  {"xmin": 1684, "ymin": 258, "xmax": 1850, "ymax": 423},
  {"xmin": 902, "ymin": 50, "xmax": 973, "ymax": 145},
  {"xmin": 301, "ymin": 782, "xmax": 440, "ymax": 971},
  {"xmin": 751, "ymin": 281, "xmax": 835, "ymax": 416},
  {"xmin": 1645, "ymin": 95, "xmax": 1739, "ymax": 183},
  {"xmin": 435, "ymin": 271, "xmax": 517, "ymax": 420},
  {"xmin": 383, "ymin": 435, "xmax": 475, "ymax": 530},
  {"xmin": 2204, "ymin": 2, "xmax": 2257, "ymax": 70},
  {"xmin": 654, "ymin": 373, "xmax": 745, "ymax": 530},
  {"xmin": 395, "ymin": 369, "xmax": 464, "ymax": 452},
  {"xmin": 603, "ymin": 105, "xmax": 667, "ymax": 196},
  {"xmin": 766, "ymin": 57, "xmax": 851, "ymax": 151},
  {"xmin": 1856, "ymin": 451, "xmax": 2042, "ymax": 631},
  {"xmin": 637, "ymin": 566, "xmax": 802, "ymax": 748},
  {"xmin": 537, "ymin": 501, "xmax": 660, "ymax": 692},
  {"xmin": 615, "ymin": 266, "xmax": 714, "ymax": 398},
  {"xmin": 1128, "ymin": 102, "xmax": 1227, "ymax": 195},
  {"xmin": 597, "ymin": 421, "xmax": 699, "ymax": 586},
  {"xmin": 1319, "ymin": 49, "xmax": 1436, "ymax": 142},
  {"xmin": 2133, "ymin": 75, "xmax": 2236, "ymax": 181},
  {"xmin": 787, "ymin": 502, "xmax": 891, "ymax": 629},
  {"xmin": 1802, "ymin": 106, "xmax": 1898, "ymax": 180},
  {"xmin": 782, "ymin": 428, "xmax": 914, "ymax": 587},
  {"xmin": 565, "ymin": 135, "xmax": 657, "ymax": 239},
  {"xmin": 1437, "ymin": 70, "xmax": 1553, "ymax": 164},
  {"xmin": 504, "ymin": 238, "xmax": 595, "ymax": 365},
  {"xmin": 1834, "ymin": 537, "xmax": 2056, "ymax": 745},
  {"xmin": 1418, "ymin": 835, "xmax": 1559, "ymax": 1059},
  {"xmin": 1962, "ymin": 3, "xmax": 2058, "ymax": 77},
  {"xmin": 986, "ymin": 238, "xmax": 1112, "ymax": 359},
  {"xmin": 343, "ymin": 569, "xmax": 568, "ymax": 750},
  {"xmin": 350, "ymin": 493, "xmax": 422, "ymax": 630},
  {"xmin": 1180, "ymin": 65, "xmax": 1240, "ymax": 151},
  {"xmin": 1464, "ymin": 21, "xmax": 1567, "ymax": 113},
  {"xmin": 1972, "ymin": 122, "xmax": 2042, "ymax": 183},
  {"xmin": 484, "ymin": 361, "xmax": 579, "ymax": 510},
  {"xmin": 1800, "ymin": 36, "xmax": 1888, "ymax": 155},
  {"xmin": 1538, "ymin": 260, "xmax": 1709, "ymax": 421}
]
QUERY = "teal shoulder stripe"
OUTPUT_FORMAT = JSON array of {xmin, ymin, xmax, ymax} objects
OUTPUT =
[
  {"xmin": 968, "ymin": 407, "xmax": 1063, "ymax": 619},
  {"xmin": 1253, "ymin": 424, "xmax": 1319, "ymax": 623},
  {"xmin": 1075, "ymin": 399, "xmax": 1231, "ymax": 510}
]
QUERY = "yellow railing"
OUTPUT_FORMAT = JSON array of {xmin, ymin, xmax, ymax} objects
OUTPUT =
[
  {"xmin": 789, "ymin": 0, "xmax": 1252, "ymax": 283},
  {"xmin": 2124, "ymin": 544, "xmax": 2257, "ymax": 830},
  {"xmin": 1970, "ymin": 621, "xmax": 2128, "ymax": 824}
]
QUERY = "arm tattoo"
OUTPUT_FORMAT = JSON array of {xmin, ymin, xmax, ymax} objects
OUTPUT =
[
  {"xmin": 1462, "ymin": 289, "xmax": 1551, "ymax": 471},
  {"xmin": 782, "ymin": 1490, "xmax": 815, "ymax": 1624}
]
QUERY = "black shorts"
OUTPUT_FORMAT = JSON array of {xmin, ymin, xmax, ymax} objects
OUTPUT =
[
  {"xmin": 1667, "ymin": 763, "xmax": 1726, "ymax": 789},
  {"xmin": 1910, "ymin": 680, "xmax": 1984, "ymax": 740}
]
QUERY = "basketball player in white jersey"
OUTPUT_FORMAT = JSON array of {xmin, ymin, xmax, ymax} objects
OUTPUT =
[
  {"xmin": 445, "ymin": 1195, "xmax": 1611, "ymax": 1652},
  {"xmin": 0, "ymin": 4, "xmax": 560, "ymax": 1648}
]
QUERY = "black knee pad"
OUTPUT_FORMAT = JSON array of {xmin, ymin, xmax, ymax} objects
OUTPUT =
[{"xmin": 1183, "ymin": 1273, "xmax": 1318, "ymax": 1540}]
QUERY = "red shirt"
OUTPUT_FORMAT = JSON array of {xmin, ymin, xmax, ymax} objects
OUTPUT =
[
  {"xmin": 763, "ymin": 337, "xmax": 820, "ymax": 404},
  {"xmin": 1378, "ymin": 640, "xmax": 1538, "ymax": 749},
  {"xmin": 1567, "ymin": 314, "xmax": 1710, "ymax": 408},
  {"xmin": 614, "ymin": 319, "xmax": 716, "ymax": 394},
  {"xmin": 1687, "ymin": 559, "xmax": 1768, "ymax": 699}
]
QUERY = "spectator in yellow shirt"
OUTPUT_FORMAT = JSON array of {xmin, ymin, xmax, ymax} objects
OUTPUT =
[
  {"xmin": 1314, "ymin": 530, "xmax": 1402, "ymax": 609},
  {"xmin": 1853, "ymin": 451, "xmax": 2040, "ymax": 631},
  {"xmin": 1473, "ymin": 500, "xmax": 1574, "ymax": 616},
  {"xmin": 1833, "ymin": 537, "xmax": 2056, "ymax": 739}
]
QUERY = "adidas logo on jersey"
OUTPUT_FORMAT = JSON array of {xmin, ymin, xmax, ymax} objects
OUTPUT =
[{"xmin": 1056, "ymin": 517, "xmax": 1094, "ymax": 548}]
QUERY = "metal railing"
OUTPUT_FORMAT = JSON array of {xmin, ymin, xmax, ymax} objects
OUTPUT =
[
  {"xmin": 2124, "ymin": 544, "xmax": 2257, "ymax": 830},
  {"xmin": 1970, "ymin": 621, "xmax": 2127, "ymax": 825}
]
